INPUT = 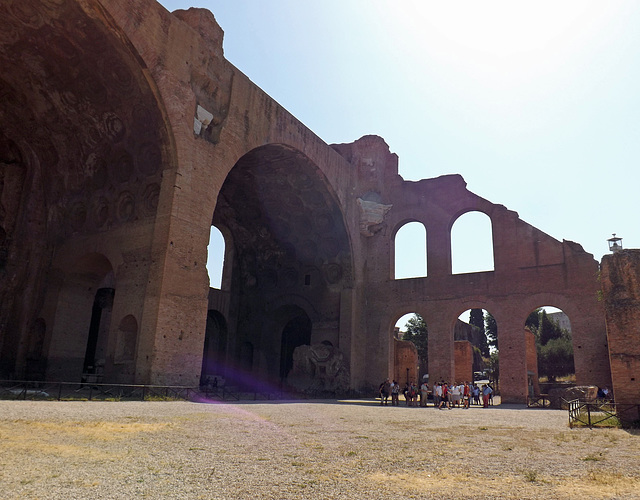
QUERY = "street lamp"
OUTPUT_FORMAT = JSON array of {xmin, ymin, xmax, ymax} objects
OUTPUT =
[{"xmin": 607, "ymin": 233, "xmax": 623, "ymax": 253}]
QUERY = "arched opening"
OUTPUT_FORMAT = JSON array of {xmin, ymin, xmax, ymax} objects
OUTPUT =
[
  {"xmin": 280, "ymin": 311, "xmax": 312, "ymax": 381},
  {"xmin": 394, "ymin": 313, "xmax": 426, "ymax": 386},
  {"xmin": 457, "ymin": 308, "xmax": 498, "ymax": 405},
  {"xmin": 524, "ymin": 306, "xmax": 575, "ymax": 397},
  {"xmin": 394, "ymin": 222, "xmax": 427, "ymax": 279},
  {"xmin": 200, "ymin": 310, "xmax": 228, "ymax": 386},
  {"xmin": 207, "ymin": 226, "xmax": 225, "ymax": 289},
  {"xmin": 82, "ymin": 287, "xmax": 115, "ymax": 382},
  {"xmin": 212, "ymin": 144, "xmax": 352, "ymax": 388},
  {"xmin": 451, "ymin": 211, "xmax": 494, "ymax": 274}
]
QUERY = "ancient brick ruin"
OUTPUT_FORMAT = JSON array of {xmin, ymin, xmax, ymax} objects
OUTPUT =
[
  {"xmin": 600, "ymin": 250, "xmax": 640, "ymax": 421},
  {"xmin": 0, "ymin": 0, "xmax": 622, "ymax": 403}
]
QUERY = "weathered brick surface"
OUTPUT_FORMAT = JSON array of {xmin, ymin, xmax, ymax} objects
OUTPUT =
[
  {"xmin": 394, "ymin": 339, "xmax": 418, "ymax": 386},
  {"xmin": 454, "ymin": 341, "xmax": 473, "ymax": 384},
  {"xmin": 601, "ymin": 250, "xmax": 640, "ymax": 421},
  {"xmin": 525, "ymin": 329, "xmax": 540, "ymax": 397}
]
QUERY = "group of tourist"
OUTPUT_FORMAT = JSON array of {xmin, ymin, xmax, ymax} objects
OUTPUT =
[{"xmin": 378, "ymin": 379, "xmax": 494, "ymax": 408}]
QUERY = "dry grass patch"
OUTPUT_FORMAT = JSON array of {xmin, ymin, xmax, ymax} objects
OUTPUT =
[
  {"xmin": 0, "ymin": 419, "xmax": 169, "ymax": 459},
  {"xmin": 553, "ymin": 472, "xmax": 640, "ymax": 498}
]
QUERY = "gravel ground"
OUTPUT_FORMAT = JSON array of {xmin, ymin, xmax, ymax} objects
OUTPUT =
[{"xmin": 1, "ymin": 399, "xmax": 639, "ymax": 499}]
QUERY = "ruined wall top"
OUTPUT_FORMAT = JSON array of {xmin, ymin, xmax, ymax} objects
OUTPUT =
[
  {"xmin": 332, "ymin": 135, "xmax": 400, "ymax": 193},
  {"xmin": 171, "ymin": 8, "xmax": 224, "ymax": 59}
]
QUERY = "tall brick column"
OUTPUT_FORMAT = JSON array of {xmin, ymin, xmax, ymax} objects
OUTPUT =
[{"xmin": 601, "ymin": 250, "xmax": 640, "ymax": 424}]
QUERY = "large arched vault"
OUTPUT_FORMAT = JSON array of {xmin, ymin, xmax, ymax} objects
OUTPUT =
[
  {"xmin": 0, "ymin": 0, "xmax": 171, "ymax": 382},
  {"xmin": 211, "ymin": 144, "xmax": 353, "ymax": 385}
]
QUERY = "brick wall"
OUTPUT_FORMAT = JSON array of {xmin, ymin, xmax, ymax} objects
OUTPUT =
[
  {"xmin": 454, "ymin": 340, "xmax": 473, "ymax": 384},
  {"xmin": 601, "ymin": 250, "xmax": 640, "ymax": 423}
]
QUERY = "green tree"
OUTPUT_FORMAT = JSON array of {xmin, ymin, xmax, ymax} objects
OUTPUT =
[
  {"xmin": 538, "ymin": 335, "xmax": 574, "ymax": 381},
  {"xmin": 525, "ymin": 308, "xmax": 541, "ymax": 331},
  {"xmin": 535, "ymin": 310, "xmax": 574, "ymax": 382},
  {"xmin": 487, "ymin": 351, "xmax": 499, "ymax": 383},
  {"xmin": 485, "ymin": 312, "xmax": 498, "ymax": 351},
  {"xmin": 470, "ymin": 308, "xmax": 484, "ymax": 331},
  {"xmin": 538, "ymin": 310, "xmax": 563, "ymax": 346},
  {"xmin": 469, "ymin": 308, "xmax": 489, "ymax": 357},
  {"xmin": 403, "ymin": 314, "xmax": 428, "ymax": 376}
]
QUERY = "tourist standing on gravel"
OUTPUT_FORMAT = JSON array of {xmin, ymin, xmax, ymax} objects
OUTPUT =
[
  {"xmin": 450, "ymin": 383, "xmax": 461, "ymax": 407},
  {"xmin": 482, "ymin": 384, "xmax": 493, "ymax": 408},
  {"xmin": 433, "ymin": 382, "xmax": 441, "ymax": 407},
  {"xmin": 439, "ymin": 382, "xmax": 450, "ymax": 409},
  {"xmin": 463, "ymin": 381, "xmax": 471, "ymax": 409},
  {"xmin": 391, "ymin": 380, "xmax": 400, "ymax": 406},
  {"xmin": 379, "ymin": 378, "xmax": 391, "ymax": 405},
  {"xmin": 420, "ymin": 381, "xmax": 429, "ymax": 407}
]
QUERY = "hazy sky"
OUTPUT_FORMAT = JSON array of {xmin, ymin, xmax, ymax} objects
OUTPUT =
[{"xmin": 158, "ymin": 1, "xmax": 638, "ymax": 294}]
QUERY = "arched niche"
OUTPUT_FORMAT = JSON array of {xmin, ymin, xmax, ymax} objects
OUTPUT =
[
  {"xmin": 115, "ymin": 314, "xmax": 138, "ymax": 363},
  {"xmin": 46, "ymin": 253, "xmax": 116, "ymax": 382}
]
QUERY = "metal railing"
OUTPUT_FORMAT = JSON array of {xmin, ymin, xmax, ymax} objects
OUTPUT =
[
  {"xmin": 0, "ymin": 380, "xmax": 200, "ymax": 402},
  {"xmin": 0, "ymin": 380, "xmax": 287, "ymax": 402},
  {"xmin": 568, "ymin": 399, "xmax": 640, "ymax": 428},
  {"xmin": 527, "ymin": 394, "xmax": 551, "ymax": 408}
]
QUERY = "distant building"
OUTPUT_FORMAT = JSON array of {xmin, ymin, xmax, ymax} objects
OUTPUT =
[{"xmin": 548, "ymin": 312, "xmax": 572, "ymax": 333}]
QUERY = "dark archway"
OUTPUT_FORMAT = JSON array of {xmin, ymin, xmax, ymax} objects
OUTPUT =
[
  {"xmin": 200, "ymin": 310, "xmax": 228, "ymax": 385},
  {"xmin": 212, "ymin": 144, "xmax": 352, "ymax": 384},
  {"xmin": 280, "ymin": 311, "xmax": 312, "ymax": 381},
  {"xmin": 82, "ymin": 287, "xmax": 115, "ymax": 382}
]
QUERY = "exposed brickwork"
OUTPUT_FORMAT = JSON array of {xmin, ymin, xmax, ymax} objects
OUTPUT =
[
  {"xmin": 601, "ymin": 250, "xmax": 640, "ymax": 422},
  {"xmin": 394, "ymin": 339, "xmax": 418, "ymax": 385},
  {"xmin": 525, "ymin": 329, "xmax": 540, "ymax": 397},
  {"xmin": 454, "ymin": 341, "xmax": 473, "ymax": 384}
]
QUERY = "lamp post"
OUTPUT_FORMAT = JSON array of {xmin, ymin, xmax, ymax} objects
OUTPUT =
[{"xmin": 607, "ymin": 234, "xmax": 623, "ymax": 253}]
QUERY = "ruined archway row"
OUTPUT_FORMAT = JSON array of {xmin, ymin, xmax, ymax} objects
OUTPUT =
[{"xmin": 376, "ymin": 286, "xmax": 604, "ymax": 404}]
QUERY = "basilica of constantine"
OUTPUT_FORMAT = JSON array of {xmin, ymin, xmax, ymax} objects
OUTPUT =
[{"xmin": 1, "ymin": 0, "xmax": 621, "ymax": 404}]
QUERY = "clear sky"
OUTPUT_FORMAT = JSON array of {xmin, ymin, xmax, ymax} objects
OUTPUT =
[{"xmin": 158, "ymin": 0, "xmax": 639, "ymax": 294}]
